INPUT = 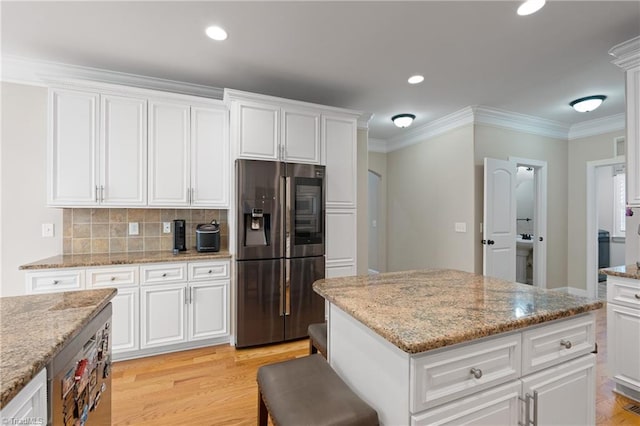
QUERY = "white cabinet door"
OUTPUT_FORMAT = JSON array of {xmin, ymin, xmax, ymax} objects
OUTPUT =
[
  {"xmin": 626, "ymin": 65, "xmax": 640, "ymax": 205},
  {"xmin": 323, "ymin": 114, "xmax": 357, "ymax": 208},
  {"xmin": 411, "ymin": 381, "xmax": 520, "ymax": 426},
  {"xmin": 282, "ymin": 107, "xmax": 321, "ymax": 164},
  {"xmin": 520, "ymin": 354, "xmax": 596, "ymax": 426},
  {"xmin": 326, "ymin": 209, "xmax": 357, "ymax": 276},
  {"xmin": 191, "ymin": 105, "xmax": 229, "ymax": 207},
  {"xmin": 234, "ymin": 100, "xmax": 280, "ymax": 160},
  {"xmin": 0, "ymin": 369, "xmax": 47, "ymax": 424},
  {"xmin": 188, "ymin": 280, "xmax": 229, "ymax": 341},
  {"xmin": 100, "ymin": 94, "xmax": 147, "ymax": 206},
  {"xmin": 48, "ymin": 88, "xmax": 99, "ymax": 206},
  {"xmin": 148, "ymin": 100, "xmax": 190, "ymax": 206},
  {"xmin": 111, "ymin": 286, "xmax": 140, "ymax": 354},
  {"xmin": 141, "ymin": 283, "xmax": 188, "ymax": 348},
  {"xmin": 607, "ymin": 303, "xmax": 640, "ymax": 391}
]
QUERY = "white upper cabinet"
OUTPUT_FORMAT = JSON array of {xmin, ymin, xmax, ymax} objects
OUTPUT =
[
  {"xmin": 147, "ymin": 100, "xmax": 191, "ymax": 206},
  {"xmin": 48, "ymin": 83, "xmax": 230, "ymax": 209},
  {"xmin": 226, "ymin": 89, "xmax": 324, "ymax": 164},
  {"xmin": 191, "ymin": 105, "xmax": 229, "ymax": 207},
  {"xmin": 48, "ymin": 88, "xmax": 99, "ymax": 206},
  {"xmin": 323, "ymin": 114, "xmax": 357, "ymax": 208},
  {"xmin": 282, "ymin": 107, "xmax": 321, "ymax": 164},
  {"xmin": 100, "ymin": 94, "xmax": 147, "ymax": 206}
]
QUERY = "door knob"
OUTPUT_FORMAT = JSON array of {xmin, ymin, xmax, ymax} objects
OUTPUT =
[
  {"xmin": 539, "ymin": 236, "xmax": 544, "ymax": 242},
  {"xmin": 488, "ymin": 240, "xmax": 495, "ymax": 245}
]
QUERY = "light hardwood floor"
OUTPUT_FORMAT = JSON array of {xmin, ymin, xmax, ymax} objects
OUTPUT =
[{"xmin": 112, "ymin": 306, "xmax": 638, "ymax": 425}]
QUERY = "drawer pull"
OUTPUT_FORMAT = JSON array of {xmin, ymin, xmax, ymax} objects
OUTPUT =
[
  {"xmin": 111, "ymin": 277, "xmax": 116, "ymax": 281},
  {"xmin": 560, "ymin": 339, "xmax": 572, "ymax": 349},
  {"xmin": 52, "ymin": 280, "xmax": 59, "ymax": 285},
  {"xmin": 208, "ymin": 270, "xmax": 213, "ymax": 274},
  {"xmin": 162, "ymin": 273, "xmax": 167, "ymax": 277},
  {"xmin": 635, "ymin": 293, "xmax": 640, "ymax": 299},
  {"xmin": 470, "ymin": 367, "xmax": 483, "ymax": 379}
]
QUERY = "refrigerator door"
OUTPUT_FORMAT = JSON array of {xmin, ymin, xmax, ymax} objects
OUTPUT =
[
  {"xmin": 285, "ymin": 162, "xmax": 325, "ymax": 258},
  {"xmin": 284, "ymin": 256, "xmax": 326, "ymax": 340},
  {"xmin": 236, "ymin": 159, "xmax": 283, "ymax": 261},
  {"xmin": 236, "ymin": 259, "xmax": 285, "ymax": 347}
]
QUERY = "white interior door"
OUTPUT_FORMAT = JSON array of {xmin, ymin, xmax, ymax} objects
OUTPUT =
[{"xmin": 483, "ymin": 158, "xmax": 516, "ymax": 282}]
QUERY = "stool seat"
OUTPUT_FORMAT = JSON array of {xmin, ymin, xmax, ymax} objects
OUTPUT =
[
  {"xmin": 308, "ymin": 322, "xmax": 327, "ymax": 357},
  {"xmin": 257, "ymin": 354, "xmax": 378, "ymax": 426}
]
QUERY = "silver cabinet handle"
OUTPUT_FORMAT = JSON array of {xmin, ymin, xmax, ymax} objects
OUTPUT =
[
  {"xmin": 635, "ymin": 293, "xmax": 640, "ymax": 299},
  {"xmin": 532, "ymin": 390, "xmax": 538, "ymax": 426},
  {"xmin": 100, "ymin": 185, "xmax": 104, "ymax": 202},
  {"xmin": 110, "ymin": 276, "xmax": 116, "ymax": 281},
  {"xmin": 162, "ymin": 273, "xmax": 167, "ymax": 277},
  {"xmin": 519, "ymin": 393, "xmax": 531, "ymax": 426},
  {"xmin": 208, "ymin": 270, "xmax": 213, "ymax": 274},
  {"xmin": 470, "ymin": 367, "xmax": 483, "ymax": 379},
  {"xmin": 95, "ymin": 185, "xmax": 99, "ymax": 202},
  {"xmin": 52, "ymin": 280, "xmax": 59, "ymax": 285},
  {"xmin": 560, "ymin": 339, "xmax": 572, "ymax": 349}
]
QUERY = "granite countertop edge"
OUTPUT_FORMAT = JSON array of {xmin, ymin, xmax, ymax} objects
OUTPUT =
[
  {"xmin": 19, "ymin": 250, "xmax": 232, "ymax": 270},
  {"xmin": 600, "ymin": 264, "xmax": 640, "ymax": 280},
  {"xmin": 0, "ymin": 288, "xmax": 117, "ymax": 409}
]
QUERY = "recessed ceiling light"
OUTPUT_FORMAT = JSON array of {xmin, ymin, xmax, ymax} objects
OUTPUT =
[
  {"xmin": 206, "ymin": 26, "xmax": 228, "ymax": 41},
  {"xmin": 408, "ymin": 75, "xmax": 424, "ymax": 85},
  {"xmin": 517, "ymin": 0, "xmax": 546, "ymax": 16},
  {"xmin": 391, "ymin": 114, "xmax": 416, "ymax": 128},
  {"xmin": 569, "ymin": 95, "xmax": 607, "ymax": 112}
]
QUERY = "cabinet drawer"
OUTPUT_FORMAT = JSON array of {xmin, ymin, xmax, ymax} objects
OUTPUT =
[
  {"xmin": 522, "ymin": 313, "xmax": 596, "ymax": 375},
  {"xmin": 410, "ymin": 334, "xmax": 520, "ymax": 412},
  {"xmin": 26, "ymin": 269, "xmax": 84, "ymax": 294},
  {"xmin": 607, "ymin": 277, "xmax": 640, "ymax": 309},
  {"xmin": 141, "ymin": 263, "xmax": 187, "ymax": 285},
  {"xmin": 87, "ymin": 266, "xmax": 138, "ymax": 288},
  {"xmin": 188, "ymin": 261, "xmax": 230, "ymax": 281}
]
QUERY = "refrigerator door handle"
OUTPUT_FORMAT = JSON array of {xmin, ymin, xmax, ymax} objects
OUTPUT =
[
  {"xmin": 285, "ymin": 175, "xmax": 292, "ymax": 258},
  {"xmin": 285, "ymin": 259, "xmax": 291, "ymax": 316},
  {"xmin": 279, "ymin": 261, "xmax": 285, "ymax": 317}
]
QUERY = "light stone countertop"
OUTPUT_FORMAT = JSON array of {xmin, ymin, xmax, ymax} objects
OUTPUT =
[
  {"xmin": 0, "ymin": 288, "xmax": 116, "ymax": 409},
  {"xmin": 19, "ymin": 250, "xmax": 231, "ymax": 270},
  {"xmin": 600, "ymin": 264, "xmax": 640, "ymax": 280},
  {"xmin": 313, "ymin": 269, "xmax": 603, "ymax": 354}
]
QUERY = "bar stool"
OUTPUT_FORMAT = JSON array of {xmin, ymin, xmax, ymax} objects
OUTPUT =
[{"xmin": 308, "ymin": 322, "xmax": 327, "ymax": 358}]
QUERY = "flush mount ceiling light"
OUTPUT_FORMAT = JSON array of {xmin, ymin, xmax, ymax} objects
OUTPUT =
[
  {"xmin": 205, "ymin": 26, "xmax": 228, "ymax": 41},
  {"xmin": 517, "ymin": 0, "xmax": 546, "ymax": 16},
  {"xmin": 569, "ymin": 95, "xmax": 607, "ymax": 112},
  {"xmin": 392, "ymin": 114, "xmax": 416, "ymax": 128},
  {"xmin": 408, "ymin": 75, "xmax": 424, "ymax": 84}
]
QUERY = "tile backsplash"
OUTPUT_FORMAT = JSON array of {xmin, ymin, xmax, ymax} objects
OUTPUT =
[{"xmin": 63, "ymin": 208, "xmax": 228, "ymax": 255}]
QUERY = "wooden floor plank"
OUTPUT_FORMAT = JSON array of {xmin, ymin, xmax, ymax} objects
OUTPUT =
[{"xmin": 112, "ymin": 306, "xmax": 638, "ymax": 425}]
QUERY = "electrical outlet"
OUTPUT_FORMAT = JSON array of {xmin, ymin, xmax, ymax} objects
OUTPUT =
[
  {"xmin": 129, "ymin": 222, "xmax": 139, "ymax": 236},
  {"xmin": 455, "ymin": 222, "xmax": 467, "ymax": 233},
  {"xmin": 163, "ymin": 222, "xmax": 171, "ymax": 234},
  {"xmin": 42, "ymin": 223, "xmax": 54, "ymax": 237}
]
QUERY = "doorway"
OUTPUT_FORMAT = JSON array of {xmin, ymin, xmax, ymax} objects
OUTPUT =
[
  {"xmin": 586, "ymin": 156, "xmax": 626, "ymax": 300},
  {"xmin": 368, "ymin": 170, "xmax": 381, "ymax": 273}
]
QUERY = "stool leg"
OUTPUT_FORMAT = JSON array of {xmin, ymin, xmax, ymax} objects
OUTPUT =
[
  {"xmin": 309, "ymin": 339, "xmax": 317, "ymax": 355},
  {"xmin": 258, "ymin": 388, "xmax": 268, "ymax": 426}
]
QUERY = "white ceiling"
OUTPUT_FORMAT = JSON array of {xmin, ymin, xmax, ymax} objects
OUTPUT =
[{"xmin": 2, "ymin": 1, "xmax": 639, "ymax": 140}]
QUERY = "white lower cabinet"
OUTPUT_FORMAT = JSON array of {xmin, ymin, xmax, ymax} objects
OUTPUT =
[
  {"xmin": 141, "ymin": 283, "xmax": 188, "ymax": 348},
  {"xmin": 0, "ymin": 368, "xmax": 47, "ymax": 424},
  {"xmin": 188, "ymin": 280, "xmax": 229, "ymax": 341},
  {"xmin": 110, "ymin": 286, "xmax": 140, "ymax": 353}
]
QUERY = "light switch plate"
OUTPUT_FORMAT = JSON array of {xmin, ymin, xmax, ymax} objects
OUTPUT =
[
  {"xmin": 455, "ymin": 222, "xmax": 467, "ymax": 233},
  {"xmin": 42, "ymin": 223, "xmax": 54, "ymax": 237},
  {"xmin": 163, "ymin": 222, "xmax": 171, "ymax": 234},
  {"xmin": 129, "ymin": 222, "xmax": 139, "ymax": 235}
]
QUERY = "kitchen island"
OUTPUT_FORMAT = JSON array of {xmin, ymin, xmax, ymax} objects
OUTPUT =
[
  {"xmin": 313, "ymin": 269, "xmax": 603, "ymax": 425},
  {"xmin": 0, "ymin": 288, "xmax": 116, "ymax": 421}
]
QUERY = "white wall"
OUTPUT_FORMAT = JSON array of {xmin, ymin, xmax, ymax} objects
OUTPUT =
[
  {"xmin": 368, "ymin": 151, "xmax": 387, "ymax": 272},
  {"xmin": 1, "ymin": 82, "xmax": 62, "ymax": 296},
  {"xmin": 567, "ymin": 130, "xmax": 624, "ymax": 290},
  {"xmin": 357, "ymin": 128, "xmax": 368, "ymax": 275},
  {"xmin": 386, "ymin": 125, "xmax": 475, "ymax": 273},
  {"xmin": 474, "ymin": 124, "xmax": 568, "ymax": 288}
]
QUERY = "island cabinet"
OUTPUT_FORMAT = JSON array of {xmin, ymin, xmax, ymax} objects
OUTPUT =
[
  {"xmin": 0, "ymin": 369, "xmax": 47, "ymax": 425},
  {"xmin": 605, "ymin": 273, "xmax": 640, "ymax": 401},
  {"xmin": 48, "ymin": 83, "xmax": 229, "ymax": 209},
  {"xmin": 24, "ymin": 258, "xmax": 230, "ymax": 360},
  {"xmin": 314, "ymin": 269, "xmax": 602, "ymax": 426}
]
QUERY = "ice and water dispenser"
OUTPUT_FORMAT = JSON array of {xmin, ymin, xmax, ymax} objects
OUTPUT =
[{"xmin": 245, "ymin": 208, "xmax": 270, "ymax": 247}]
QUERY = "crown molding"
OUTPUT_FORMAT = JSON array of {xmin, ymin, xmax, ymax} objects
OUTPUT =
[
  {"xmin": 368, "ymin": 138, "xmax": 389, "ymax": 153},
  {"xmin": 568, "ymin": 113, "xmax": 625, "ymax": 140},
  {"xmin": 1, "ymin": 55, "xmax": 224, "ymax": 99},
  {"xmin": 385, "ymin": 106, "xmax": 474, "ymax": 152},
  {"xmin": 472, "ymin": 105, "xmax": 570, "ymax": 140},
  {"xmin": 357, "ymin": 112, "xmax": 374, "ymax": 130},
  {"xmin": 609, "ymin": 36, "xmax": 640, "ymax": 70}
]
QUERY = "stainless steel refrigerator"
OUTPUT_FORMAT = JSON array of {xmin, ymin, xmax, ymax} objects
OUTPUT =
[{"xmin": 236, "ymin": 159, "xmax": 326, "ymax": 348}]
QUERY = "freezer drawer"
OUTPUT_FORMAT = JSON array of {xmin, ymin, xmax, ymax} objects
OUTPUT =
[
  {"xmin": 285, "ymin": 256, "xmax": 325, "ymax": 340},
  {"xmin": 236, "ymin": 259, "xmax": 284, "ymax": 347}
]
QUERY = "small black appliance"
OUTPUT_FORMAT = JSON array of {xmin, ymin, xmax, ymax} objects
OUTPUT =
[
  {"xmin": 196, "ymin": 220, "xmax": 221, "ymax": 252},
  {"xmin": 174, "ymin": 219, "xmax": 186, "ymax": 251}
]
